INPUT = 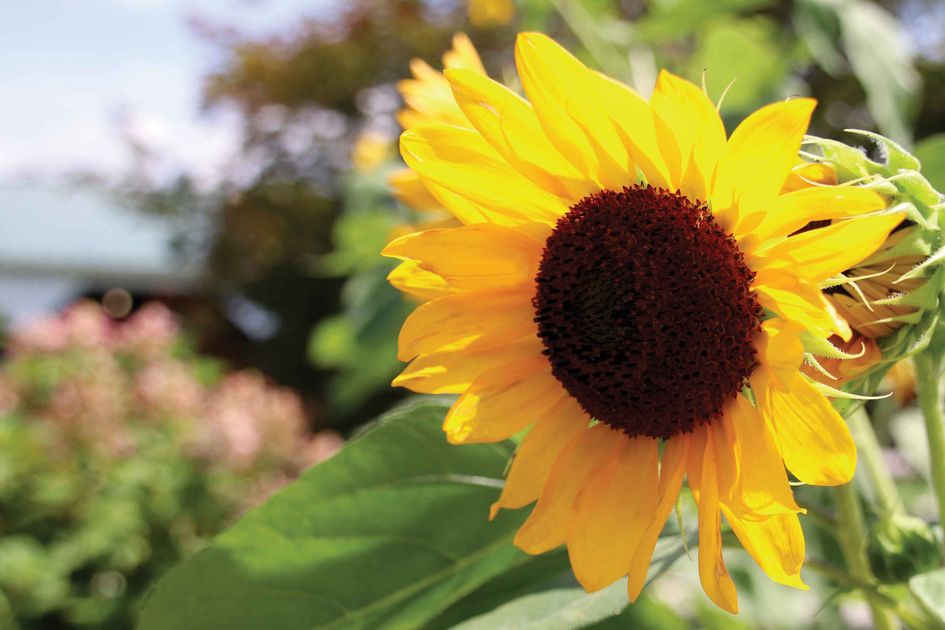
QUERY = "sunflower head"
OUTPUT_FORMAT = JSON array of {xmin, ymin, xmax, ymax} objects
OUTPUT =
[
  {"xmin": 802, "ymin": 132, "xmax": 945, "ymax": 395},
  {"xmin": 384, "ymin": 32, "xmax": 905, "ymax": 613}
]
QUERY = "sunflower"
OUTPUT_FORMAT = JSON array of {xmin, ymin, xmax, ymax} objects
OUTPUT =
[{"xmin": 384, "ymin": 32, "xmax": 903, "ymax": 612}]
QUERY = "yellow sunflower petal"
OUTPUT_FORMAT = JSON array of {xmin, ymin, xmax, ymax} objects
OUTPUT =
[
  {"xmin": 708, "ymin": 412, "xmax": 739, "ymax": 509},
  {"xmin": 747, "ymin": 186, "xmax": 887, "ymax": 242},
  {"xmin": 756, "ymin": 213, "xmax": 905, "ymax": 283},
  {"xmin": 444, "ymin": 361, "xmax": 562, "ymax": 444},
  {"xmin": 514, "ymin": 424, "xmax": 622, "ymax": 554},
  {"xmin": 442, "ymin": 33, "xmax": 487, "ymax": 74},
  {"xmin": 387, "ymin": 260, "xmax": 450, "ymax": 301},
  {"xmin": 446, "ymin": 68, "xmax": 596, "ymax": 202},
  {"xmin": 514, "ymin": 32, "xmax": 631, "ymax": 190},
  {"xmin": 754, "ymin": 269, "xmax": 851, "ymax": 340},
  {"xmin": 389, "ymin": 169, "xmax": 442, "ymax": 211},
  {"xmin": 401, "ymin": 124, "xmax": 568, "ymax": 225},
  {"xmin": 490, "ymin": 393, "xmax": 589, "ymax": 517},
  {"xmin": 590, "ymin": 72, "xmax": 671, "ymax": 188},
  {"xmin": 722, "ymin": 508, "xmax": 807, "ymax": 589},
  {"xmin": 567, "ymin": 436, "xmax": 659, "ymax": 591},
  {"xmin": 650, "ymin": 70, "xmax": 726, "ymax": 194},
  {"xmin": 397, "ymin": 288, "xmax": 535, "ymax": 361},
  {"xmin": 383, "ymin": 223, "xmax": 545, "ymax": 292},
  {"xmin": 712, "ymin": 98, "xmax": 816, "ymax": 224},
  {"xmin": 678, "ymin": 149, "xmax": 707, "ymax": 202},
  {"xmin": 393, "ymin": 337, "xmax": 544, "ymax": 394},
  {"xmin": 780, "ymin": 160, "xmax": 837, "ymax": 193},
  {"xmin": 695, "ymin": 432, "xmax": 739, "ymax": 614},
  {"xmin": 421, "ymin": 179, "xmax": 499, "ymax": 225},
  {"xmin": 765, "ymin": 374, "xmax": 856, "ymax": 486},
  {"xmin": 754, "ymin": 318, "xmax": 805, "ymax": 390},
  {"xmin": 408, "ymin": 57, "xmax": 441, "ymax": 83},
  {"xmin": 396, "ymin": 33, "xmax": 486, "ymax": 131},
  {"xmin": 729, "ymin": 395, "xmax": 802, "ymax": 518},
  {"xmin": 627, "ymin": 437, "xmax": 687, "ymax": 601}
]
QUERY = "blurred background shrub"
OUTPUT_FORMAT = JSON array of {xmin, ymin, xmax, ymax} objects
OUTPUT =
[{"xmin": 0, "ymin": 301, "xmax": 340, "ymax": 628}]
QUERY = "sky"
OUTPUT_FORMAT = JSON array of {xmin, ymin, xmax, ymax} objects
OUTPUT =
[{"xmin": 0, "ymin": 0, "xmax": 335, "ymax": 184}]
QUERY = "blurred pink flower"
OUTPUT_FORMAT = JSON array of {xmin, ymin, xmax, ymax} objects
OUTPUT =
[
  {"xmin": 135, "ymin": 361, "xmax": 204, "ymax": 417},
  {"xmin": 3, "ymin": 299, "xmax": 344, "ymax": 493},
  {"xmin": 298, "ymin": 431, "xmax": 343, "ymax": 469},
  {"xmin": 200, "ymin": 371, "xmax": 308, "ymax": 471},
  {"xmin": 117, "ymin": 302, "xmax": 180, "ymax": 358},
  {"xmin": 13, "ymin": 301, "xmax": 112, "ymax": 354}
]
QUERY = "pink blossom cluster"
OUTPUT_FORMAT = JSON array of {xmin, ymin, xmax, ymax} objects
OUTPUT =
[{"xmin": 1, "ymin": 300, "xmax": 341, "ymax": 484}]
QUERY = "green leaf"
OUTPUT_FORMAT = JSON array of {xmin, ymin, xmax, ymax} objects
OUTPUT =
[
  {"xmin": 450, "ymin": 580, "xmax": 631, "ymax": 630},
  {"xmin": 138, "ymin": 401, "xmax": 531, "ymax": 630},
  {"xmin": 688, "ymin": 17, "xmax": 787, "ymax": 113},
  {"xmin": 635, "ymin": 0, "xmax": 772, "ymax": 43},
  {"xmin": 915, "ymin": 134, "xmax": 945, "ymax": 194},
  {"xmin": 838, "ymin": 0, "xmax": 920, "ymax": 144},
  {"xmin": 439, "ymin": 534, "xmax": 694, "ymax": 630},
  {"xmin": 794, "ymin": 0, "xmax": 845, "ymax": 75},
  {"xmin": 426, "ymin": 549, "xmax": 572, "ymax": 629},
  {"xmin": 909, "ymin": 567, "xmax": 945, "ymax": 622}
]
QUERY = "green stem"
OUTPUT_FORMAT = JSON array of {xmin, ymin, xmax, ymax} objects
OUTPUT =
[
  {"xmin": 915, "ymin": 351, "xmax": 945, "ymax": 535},
  {"xmin": 833, "ymin": 481, "xmax": 899, "ymax": 630},
  {"xmin": 847, "ymin": 406, "xmax": 905, "ymax": 516}
]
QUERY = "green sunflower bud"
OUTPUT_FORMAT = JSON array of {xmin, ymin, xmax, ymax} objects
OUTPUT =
[
  {"xmin": 867, "ymin": 512, "xmax": 941, "ymax": 583},
  {"xmin": 802, "ymin": 132, "xmax": 945, "ymax": 394}
]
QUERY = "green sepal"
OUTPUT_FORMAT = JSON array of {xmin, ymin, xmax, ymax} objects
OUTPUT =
[{"xmin": 800, "ymin": 331, "xmax": 867, "ymax": 359}]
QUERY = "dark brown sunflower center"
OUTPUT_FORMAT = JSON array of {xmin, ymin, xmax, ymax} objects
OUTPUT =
[{"xmin": 533, "ymin": 185, "xmax": 763, "ymax": 439}]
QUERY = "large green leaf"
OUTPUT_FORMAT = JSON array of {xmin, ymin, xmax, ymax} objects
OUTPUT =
[{"xmin": 138, "ymin": 401, "xmax": 531, "ymax": 630}]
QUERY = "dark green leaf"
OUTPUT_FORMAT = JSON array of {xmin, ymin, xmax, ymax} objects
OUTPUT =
[{"xmin": 139, "ymin": 401, "xmax": 531, "ymax": 630}]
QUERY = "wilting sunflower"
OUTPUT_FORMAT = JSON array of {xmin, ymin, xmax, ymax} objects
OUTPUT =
[
  {"xmin": 789, "ymin": 134, "xmax": 945, "ymax": 396},
  {"xmin": 384, "ymin": 33, "xmax": 903, "ymax": 612}
]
